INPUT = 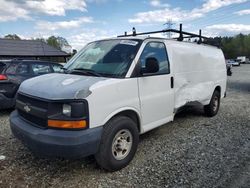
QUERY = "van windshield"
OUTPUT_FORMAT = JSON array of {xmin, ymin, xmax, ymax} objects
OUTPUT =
[{"xmin": 65, "ymin": 39, "xmax": 142, "ymax": 78}]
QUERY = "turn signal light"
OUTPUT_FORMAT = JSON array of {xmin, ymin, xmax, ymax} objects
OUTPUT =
[
  {"xmin": 0, "ymin": 74, "xmax": 7, "ymax": 80},
  {"xmin": 48, "ymin": 120, "xmax": 87, "ymax": 129}
]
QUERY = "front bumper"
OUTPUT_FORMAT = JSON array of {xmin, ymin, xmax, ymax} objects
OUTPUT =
[
  {"xmin": 0, "ymin": 93, "xmax": 15, "ymax": 109},
  {"xmin": 10, "ymin": 110, "xmax": 103, "ymax": 159}
]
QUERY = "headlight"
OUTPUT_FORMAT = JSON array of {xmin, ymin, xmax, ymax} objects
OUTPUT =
[
  {"xmin": 63, "ymin": 104, "xmax": 71, "ymax": 117},
  {"xmin": 47, "ymin": 101, "xmax": 89, "ymax": 129},
  {"xmin": 50, "ymin": 102, "xmax": 87, "ymax": 118}
]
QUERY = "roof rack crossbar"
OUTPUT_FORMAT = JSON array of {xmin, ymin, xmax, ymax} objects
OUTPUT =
[
  {"xmin": 117, "ymin": 24, "xmax": 209, "ymax": 41},
  {"xmin": 173, "ymin": 35, "xmax": 209, "ymax": 40}
]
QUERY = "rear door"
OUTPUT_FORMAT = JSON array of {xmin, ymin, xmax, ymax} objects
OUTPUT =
[
  {"xmin": 137, "ymin": 41, "xmax": 174, "ymax": 132},
  {"xmin": 4, "ymin": 62, "xmax": 31, "ymax": 97}
]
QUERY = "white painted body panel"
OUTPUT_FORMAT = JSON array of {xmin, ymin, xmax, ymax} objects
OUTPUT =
[
  {"xmin": 86, "ymin": 78, "xmax": 141, "ymax": 129},
  {"xmin": 164, "ymin": 40, "xmax": 227, "ymax": 109},
  {"xmin": 86, "ymin": 75, "xmax": 175, "ymax": 134},
  {"xmin": 86, "ymin": 39, "xmax": 226, "ymax": 134},
  {"xmin": 138, "ymin": 74, "xmax": 174, "ymax": 132}
]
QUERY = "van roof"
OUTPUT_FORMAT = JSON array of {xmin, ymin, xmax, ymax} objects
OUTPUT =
[{"xmin": 96, "ymin": 36, "xmax": 219, "ymax": 49}]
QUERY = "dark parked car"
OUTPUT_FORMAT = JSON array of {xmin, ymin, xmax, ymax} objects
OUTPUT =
[{"xmin": 0, "ymin": 59, "xmax": 63, "ymax": 109}]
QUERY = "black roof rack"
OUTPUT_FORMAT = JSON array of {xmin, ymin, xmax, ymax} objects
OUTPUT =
[{"xmin": 118, "ymin": 24, "xmax": 210, "ymax": 45}]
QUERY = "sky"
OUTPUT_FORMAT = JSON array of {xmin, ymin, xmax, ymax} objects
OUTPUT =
[{"xmin": 0, "ymin": 0, "xmax": 250, "ymax": 50}]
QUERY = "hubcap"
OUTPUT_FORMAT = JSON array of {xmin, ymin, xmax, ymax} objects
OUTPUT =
[
  {"xmin": 112, "ymin": 129, "xmax": 133, "ymax": 160},
  {"xmin": 213, "ymin": 96, "xmax": 219, "ymax": 112}
]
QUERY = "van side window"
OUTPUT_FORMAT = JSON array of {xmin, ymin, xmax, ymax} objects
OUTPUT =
[{"xmin": 140, "ymin": 42, "xmax": 170, "ymax": 75}]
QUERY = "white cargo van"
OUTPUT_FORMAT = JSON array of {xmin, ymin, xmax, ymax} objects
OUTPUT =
[
  {"xmin": 237, "ymin": 56, "xmax": 246, "ymax": 64},
  {"xmin": 10, "ymin": 27, "xmax": 227, "ymax": 171}
]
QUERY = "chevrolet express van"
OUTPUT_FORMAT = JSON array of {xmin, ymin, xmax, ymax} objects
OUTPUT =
[{"xmin": 10, "ymin": 32, "xmax": 227, "ymax": 171}]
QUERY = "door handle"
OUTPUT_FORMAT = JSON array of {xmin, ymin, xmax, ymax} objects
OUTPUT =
[{"xmin": 171, "ymin": 77, "xmax": 174, "ymax": 88}]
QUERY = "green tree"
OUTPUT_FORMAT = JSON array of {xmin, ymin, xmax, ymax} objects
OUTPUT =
[
  {"xmin": 46, "ymin": 36, "xmax": 69, "ymax": 50},
  {"xmin": 57, "ymin": 36, "xmax": 69, "ymax": 49},
  {"xmin": 4, "ymin": 34, "xmax": 21, "ymax": 40},
  {"xmin": 46, "ymin": 36, "xmax": 61, "ymax": 49},
  {"xmin": 243, "ymin": 34, "xmax": 250, "ymax": 57},
  {"xmin": 207, "ymin": 34, "xmax": 250, "ymax": 59}
]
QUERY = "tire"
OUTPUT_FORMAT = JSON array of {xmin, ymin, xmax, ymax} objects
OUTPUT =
[
  {"xmin": 227, "ymin": 68, "xmax": 232, "ymax": 76},
  {"xmin": 95, "ymin": 116, "xmax": 139, "ymax": 171},
  {"xmin": 204, "ymin": 90, "xmax": 220, "ymax": 117}
]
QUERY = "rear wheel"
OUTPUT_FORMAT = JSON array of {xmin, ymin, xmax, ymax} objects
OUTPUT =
[
  {"xmin": 95, "ymin": 116, "xmax": 139, "ymax": 171},
  {"xmin": 204, "ymin": 90, "xmax": 220, "ymax": 117}
]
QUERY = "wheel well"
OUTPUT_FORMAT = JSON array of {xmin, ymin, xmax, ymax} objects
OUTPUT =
[
  {"xmin": 113, "ymin": 110, "xmax": 141, "ymax": 133},
  {"xmin": 215, "ymin": 86, "xmax": 221, "ymax": 95}
]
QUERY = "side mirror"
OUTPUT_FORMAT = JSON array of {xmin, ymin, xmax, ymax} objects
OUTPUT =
[{"xmin": 142, "ymin": 57, "xmax": 159, "ymax": 74}]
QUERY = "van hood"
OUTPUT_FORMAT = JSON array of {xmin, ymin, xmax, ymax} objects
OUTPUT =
[{"xmin": 19, "ymin": 73, "xmax": 107, "ymax": 100}]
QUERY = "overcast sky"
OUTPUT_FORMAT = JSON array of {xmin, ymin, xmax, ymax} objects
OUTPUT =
[{"xmin": 0, "ymin": 0, "xmax": 250, "ymax": 50}]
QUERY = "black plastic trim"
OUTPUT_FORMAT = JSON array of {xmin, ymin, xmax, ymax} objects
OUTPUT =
[
  {"xmin": 171, "ymin": 76, "xmax": 174, "ymax": 88},
  {"xmin": 10, "ymin": 110, "xmax": 103, "ymax": 159}
]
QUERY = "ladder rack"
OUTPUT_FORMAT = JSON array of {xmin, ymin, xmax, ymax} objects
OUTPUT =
[{"xmin": 118, "ymin": 24, "xmax": 210, "ymax": 45}]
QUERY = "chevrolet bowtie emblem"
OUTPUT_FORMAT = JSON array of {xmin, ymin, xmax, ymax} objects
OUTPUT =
[{"xmin": 23, "ymin": 105, "xmax": 31, "ymax": 113}]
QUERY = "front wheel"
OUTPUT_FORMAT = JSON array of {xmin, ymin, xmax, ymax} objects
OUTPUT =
[
  {"xmin": 95, "ymin": 116, "xmax": 139, "ymax": 171},
  {"xmin": 204, "ymin": 90, "xmax": 220, "ymax": 117}
]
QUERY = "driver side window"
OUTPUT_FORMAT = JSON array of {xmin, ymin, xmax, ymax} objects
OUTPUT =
[{"xmin": 139, "ymin": 42, "xmax": 170, "ymax": 75}]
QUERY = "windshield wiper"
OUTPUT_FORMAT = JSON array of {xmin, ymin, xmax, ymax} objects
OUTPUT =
[{"xmin": 69, "ymin": 68, "xmax": 103, "ymax": 77}]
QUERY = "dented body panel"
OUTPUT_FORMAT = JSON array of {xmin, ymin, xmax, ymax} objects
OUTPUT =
[{"xmin": 165, "ymin": 40, "xmax": 227, "ymax": 110}]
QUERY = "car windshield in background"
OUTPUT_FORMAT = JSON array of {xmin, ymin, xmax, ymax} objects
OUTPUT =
[{"xmin": 65, "ymin": 39, "xmax": 142, "ymax": 78}]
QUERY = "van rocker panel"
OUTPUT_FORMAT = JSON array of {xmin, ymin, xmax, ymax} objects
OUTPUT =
[{"xmin": 10, "ymin": 111, "xmax": 103, "ymax": 159}]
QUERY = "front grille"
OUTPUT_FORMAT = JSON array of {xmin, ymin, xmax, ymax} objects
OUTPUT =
[
  {"xmin": 17, "ymin": 93, "xmax": 48, "ymax": 128},
  {"xmin": 17, "ymin": 93, "xmax": 48, "ymax": 109},
  {"xmin": 18, "ymin": 110, "xmax": 47, "ymax": 128}
]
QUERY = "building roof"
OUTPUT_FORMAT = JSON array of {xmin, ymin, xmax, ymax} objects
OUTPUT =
[{"xmin": 0, "ymin": 38, "xmax": 70, "ymax": 57}]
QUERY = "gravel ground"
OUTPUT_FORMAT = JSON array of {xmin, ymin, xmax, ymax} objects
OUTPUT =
[{"xmin": 0, "ymin": 64, "xmax": 249, "ymax": 188}]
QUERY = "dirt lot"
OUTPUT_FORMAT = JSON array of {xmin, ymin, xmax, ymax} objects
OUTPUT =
[{"xmin": 0, "ymin": 65, "xmax": 249, "ymax": 188}]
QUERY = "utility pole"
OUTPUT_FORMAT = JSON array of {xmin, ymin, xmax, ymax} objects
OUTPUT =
[{"xmin": 164, "ymin": 19, "xmax": 175, "ymax": 38}]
